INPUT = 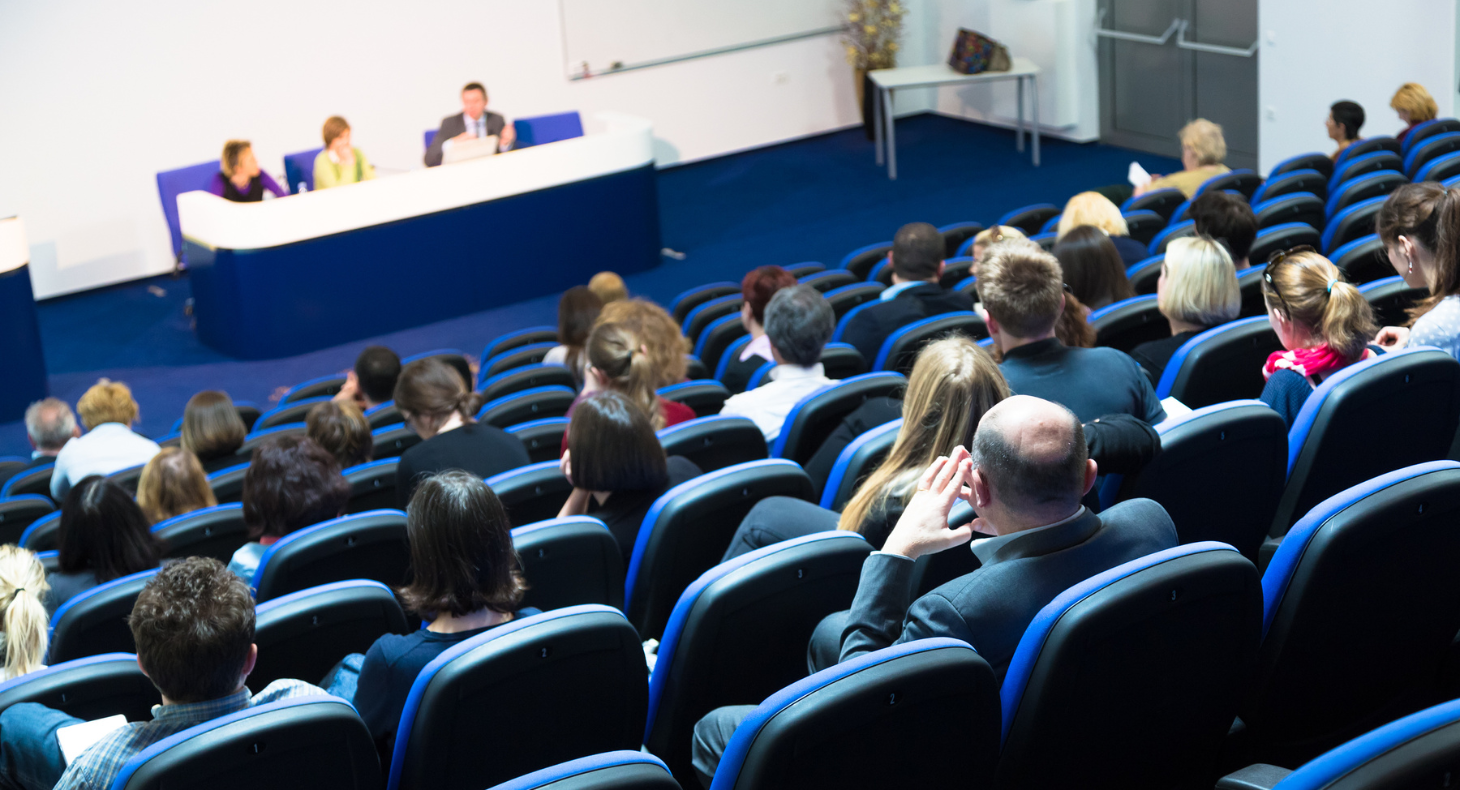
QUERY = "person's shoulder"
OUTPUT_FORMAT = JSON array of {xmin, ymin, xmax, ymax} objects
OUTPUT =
[
  {"xmin": 666, "ymin": 455, "xmax": 702, "ymax": 483},
  {"xmin": 253, "ymin": 678, "xmax": 329, "ymax": 704},
  {"xmin": 661, "ymin": 398, "xmax": 697, "ymax": 425},
  {"xmin": 1099, "ymin": 498, "xmax": 1177, "ymax": 542}
]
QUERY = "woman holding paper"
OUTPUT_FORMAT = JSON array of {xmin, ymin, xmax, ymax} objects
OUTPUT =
[{"xmin": 1132, "ymin": 119, "xmax": 1231, "ymax": 198}]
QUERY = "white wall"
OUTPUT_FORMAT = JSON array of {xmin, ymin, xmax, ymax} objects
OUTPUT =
[
  {"xmin": 1258, "ymin": 0, "xmax": 1456, "ymax": 174},
  {"xmin": 0, "ymin": 0, "xmax": 868, "ymax": 298}
]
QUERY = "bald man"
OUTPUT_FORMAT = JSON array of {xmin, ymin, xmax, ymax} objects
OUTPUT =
[{"xmin": 690, "ymin": 397, "xmax": 1176, "ymax": 784}]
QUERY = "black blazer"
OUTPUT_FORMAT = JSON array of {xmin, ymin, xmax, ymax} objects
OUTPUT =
[
  {"xmin": 424, "ymin": 111, "xmax": 508, "ymax": 167},
  {"xmin": 395, "ymin": 422, "xmax": 530, "ymax": 508},
  {"xmin": 721, "ymin": 351, "xmax": 773, "ymax": 395},
  {"xmin": 835, "ymin": 499, "xmax": 1177, "ymax": 680},
  {"xmin": 841, "ymin": 283, "xmax": 973, "ymax": 365}
]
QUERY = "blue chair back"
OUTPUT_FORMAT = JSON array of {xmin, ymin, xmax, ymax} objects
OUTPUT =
[
  {"xmin": 481, "ymin": 326, "xmax": 558, "ymax": 364},
  {"xmin": 1253, "ymin": 168, "xmax": 1329, "ymax": 203},
  {"xmin": 386, "ymin": 605, "xmax": 647, "ymax": 790},
  {"xmin": 709, "ymin": 638, "xmax": 999, "ymax": 790},
  {"xmin": 831, "ymin": 298, "xmax": 880, "ymax": 342},
  {"xmin": 820, "ymin": 418, "xmax": 902, "ymax": 511},
  {"xmin": 511, "ymin": 516, "xmax": 624, "ymax": 611},
  {"xmin": 251, "ymin": 579, "xmax": 410, "ymax": 693},
  {"xmin": 1121, "ymin": 209, "xmax": 1166, "ymax": 245},
  {"xmin": 1266, "ymin": 698, "xmax": 1460, "ymax": 790},
  {"xmin": 772, "ymin": 371, "xmax": 905, "ymax": 462},
  {"xmin": 1321, "ymin": 195, "xmax": 1388, "ymax": 254},
  {"xmin": 1329, "ymin": 233, "xmax": 1390, "ymax": 284},
  {"xmin": 839, "ymin": 241, "xmax": 893, "ymax": 280},
  {"xmin": 1246, "ymin": 461, "xmax": 1460, "ymax": 767},
  {"xmin": 280, "ymin": 374, "xmax": 348, "ymax": 404},
  {"xmin": 1415, "ymin": 149, "xmax": 1460, "ymax": 183},
  {"xmin": 872, "ymin": 311, "xmax": 986, "ymax": 372},
  {"xmin": 1333, "ymin": 137, "xmax": 1400, "ymax": 170},
  {"xmin": 282, "ymin": 148, "xmax": 322, "ymax": 194},
  {"xmin": 423, "ymin": 129, "xmax": 436, "ymax": 149},
  {"xmin": 504, "ymin": 417, "xmax": 569, "ymax": 464},
  {"xmin": 487, "ymin": 460, "xmax": 574, "ymax": 527},
  {"xmin": 1401, "ymin": 118, "xmax": 1460, "ymax": 155},
  {"xmin": 1038, "ymin": 212, "xmax": 1062, "ymax": 234},
  {"xmin": 1148, "ymin": 218, "xmax": 1197, "ymax": 256},
  {"xmin": 152, "ymin": 502, "xmax": 249, "ymax": 563},
  {"xmin": 997, "ymin": 543, "xmax": 1262, "ymax": 788},
  {"xmin": 1154, "ymin": 316, "xmax": 1283, "ymax": 408},
  {"xmin": 0, "ymin": 652, "xmax": 159, "ymax": 722},
  {"xmin": 996, "ymin": 203, "xmax": 1060, "ymax": 235},
  {"xmin": 657, "ymin": 415, "xmax": 768, "ymax": 473},
  {"xmin": 670, "ymin": 283, "xmax": 739, "ymax": 323},
  {"xmin": 1121, "ymin": 187, "xmax": 1187, "ymax": 221},
  {"xmin": 797, "ymin": 268, "xmax": 857, "ymax": 293},
  {"xmin": 205, "ymin": 460, "xmax": 252, "ymax": 504},
  {"xmin": 0, "ymin": 462, "xmax": 54, "ymax": 500},
  {"xmin": 1328, "ymin": 151, "xmax": 1404, "ymax": 195},
  {"xmin": 1126, "ymin": 254, "xmax": 1164, "ymax": 295},
  {"xmin": 937, "ymin": 221, "xmax": 985, "ymax": 257},
  {"xmin": 488, "ymin": 751, "xmax": 677, "ymax": 790},
  {"xmin": 18, "ymin": 509, "xmax": 60, "ymax": 552},
  {"xmin": 1088, "ymin": 294, "xmax": 1166, "ymax": 352},
  {"xmin": 155, "ymin": 160, "xmax": 220, "ymax": 263},
  {"xmin": 1403, "ymin": 131, "xmax": 1460, "ymax": 178},
  {"xmin": 50, "ymin": 569, "xmax": 160, "ymax": 664},
  {"xmin": 476, "ymin": 384, "xmax": 576, "ymax": 428},
  {"xmin": 1254, "ymin": 192, "xmax": 1326, "ymax": 231},
  {"xmin": 1249, "ymin": 221, "xmax": 1324, "ymax": 266},
  {"xmin": 251, "ymin": 509, "xmax": 411, "ymax": 602},
  {"xmin": 1194, "ymin": 168, "xmax": 1263, "ymax": 199},
  {"xmin": 512, "ymin": 111, "xmax": 584, "ymax": 148},
  {"xmin": 0, "ymin": 494, "xmax": 54, "ymax": 545},
  {"xmin": 1266, "ymin": 152, "xmax": 1333, "ymax": 182},
  {"xmin": 1325, "ymin": 170, "xmax": 1408, "ymax": 219}
]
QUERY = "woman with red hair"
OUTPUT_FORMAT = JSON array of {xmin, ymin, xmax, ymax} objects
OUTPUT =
[{"xmin": 721, "ymin": 266, "xmax": 799, "ymax": 393}]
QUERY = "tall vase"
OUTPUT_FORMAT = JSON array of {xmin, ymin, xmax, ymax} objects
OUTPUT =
[{"xmin": 854, "ymin": 68, "xmax": 876, "ymax": 141}]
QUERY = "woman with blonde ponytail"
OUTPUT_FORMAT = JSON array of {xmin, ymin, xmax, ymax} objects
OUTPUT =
[
  {"xmin": 1374, "ymin": 183, "xmax": 1460, "ymax": 359},
  {"xmin": 0, "ymin": 545, "xmax": 50, "ymax": 680},
  {"xmin": 393, "ymin": 357, "xmax": 530, "ymax": 508},
  {"xmin": 1259, "ymin": 248, "xmax": 1379, "ymax": 427}
]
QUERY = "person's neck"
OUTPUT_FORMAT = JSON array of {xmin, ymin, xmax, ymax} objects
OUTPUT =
[
  {"xmin": 435, "ymin": 412, "xmax": 466, "ymax": 436},
  {"xmin": 1233, "ymin": 257, "xmax": 1250, "ymax": 271},
  {"xmin": 428, "ymin": 607, "xmax": 512, "ymax": 634},
  {"xmin": 34, "ymin": 448, "xmax": 62, "ymax": 458},
  {"xmin": 160, "ymin": 683, "xmax": 245, "ymax": 708},
  {"xmin": 982, "ymin": 504, "xmax": 1082, "ymax": 536},
  {"xmin": 997, "ymin": 328, "xmax": 1058, "ymax": 355},
  {"xmin": 465, "ymin": 110, "xmax": 482, "ymax": 121},
  {"xmin": 230, "ymin": 171, "xmax": 253, "ymax": 188},
  {"xmin": 1168, "ymin": 317, "xmax": 1207, "ymax": 335},
  {"xmin": 890, "ymin": 274, "xmax": 938, "ymax": 287}
]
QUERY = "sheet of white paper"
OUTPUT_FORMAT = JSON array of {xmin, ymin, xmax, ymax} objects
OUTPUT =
[
  {"xmin": 1160, "ymin": 396, "xmax": 1193, "ymax": 421},
  {"xmin": 56, "ymin": 715, "xmax": 128, "ymax": 765},
  {"xmin": 1128, "ymin": 161, "xmax": 1152, "ymax": 188}
]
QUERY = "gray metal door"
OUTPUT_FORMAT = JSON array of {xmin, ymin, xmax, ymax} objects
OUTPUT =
[{"xmin": 1097, "ymin": 0, "xmax": 1259, "ymax": 171}]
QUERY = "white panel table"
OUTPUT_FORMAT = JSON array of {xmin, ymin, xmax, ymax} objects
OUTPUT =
[{"xmin": 869, "ymin": 58, "xmax": 1042, "ymax": 179}]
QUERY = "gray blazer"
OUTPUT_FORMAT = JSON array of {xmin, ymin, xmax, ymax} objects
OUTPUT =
[
  {"xmin": 424, "ymin": 111, "xmax": 507, "ymax": 167},
  {"xmin": 834, "ymin": 498, "xmax": 1178, "ymax": 680}
]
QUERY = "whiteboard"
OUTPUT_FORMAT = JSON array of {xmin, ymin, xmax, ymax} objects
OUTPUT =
[{"xmin": 559, "ymin": 0, "xmax": 843, "ymax": 79}]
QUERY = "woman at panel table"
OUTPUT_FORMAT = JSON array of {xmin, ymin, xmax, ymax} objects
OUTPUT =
[
  {"xmin": 313, "ymin": 116, "xmax": 376, "ymax": 190},
  {"xmin": 208, "ymin": 140, "xmax": 287, "ymax": 203}
]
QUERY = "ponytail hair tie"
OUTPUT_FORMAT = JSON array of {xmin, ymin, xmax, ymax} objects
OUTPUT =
[{"xmin": 1326, "ymin": 277, "xmax": 1338, "ymax": 294}]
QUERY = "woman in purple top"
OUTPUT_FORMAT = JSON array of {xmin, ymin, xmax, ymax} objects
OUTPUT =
[{"xmin": 208, "ymin": 140, "xmax": 286, "ymax": 202}]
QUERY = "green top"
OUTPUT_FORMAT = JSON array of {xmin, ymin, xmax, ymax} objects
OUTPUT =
[{"xmin": 313, "ymin": 147, "xmax": 376, "ymax": 190}]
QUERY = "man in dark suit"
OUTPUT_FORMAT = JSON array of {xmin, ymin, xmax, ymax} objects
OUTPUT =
[
  {"xmin": 423, "ymin": 82, "xmax": 516, "ymax": 167},
  {"xmin": 0, "ymin": 398, "xmax": 78, "ymax": 490},
  {"xmin": 841, "ymin": 222, "xmax": 971, "ymax": 364},
  {"xmin": 688, "ymin": 396, "xmax": 1177, "ymax": 785}
]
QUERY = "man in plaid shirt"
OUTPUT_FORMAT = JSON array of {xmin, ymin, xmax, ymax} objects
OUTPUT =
[{"xmin": 0, "ymin": 558, "xmax": 331, "ymax": 790}]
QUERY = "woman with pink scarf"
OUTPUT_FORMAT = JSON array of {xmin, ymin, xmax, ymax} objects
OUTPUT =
[{"xmin": 1259, "ymin": 247, "xmax": 1379, "ymax": 427}]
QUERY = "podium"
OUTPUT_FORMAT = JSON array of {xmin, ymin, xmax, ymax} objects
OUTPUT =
[
  {"xmin": 180, "ymin": 113, "xmax": 662, "ymax": 360},
  {"xmin": 0, "ymin": 217, "xmax": 47, "ymax": 422}
]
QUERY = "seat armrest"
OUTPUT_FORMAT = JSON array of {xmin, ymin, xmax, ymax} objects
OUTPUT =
[{"xmin": 1216, "ymin": 764, "xmax": 1292, "ymax": 790}]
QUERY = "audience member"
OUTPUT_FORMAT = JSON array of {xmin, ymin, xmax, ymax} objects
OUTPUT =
[
  {"xmin": 425, "ymin": 81, "xmax": 516, "ymax": 167},
  {"xmin": 1057, "ymin": 192, "xmax": 1149, "ymax": 266},
  {"xmin": 691, "ymin": 397, "xmax": 1178, "ymax": 784},
  {"xmin": 0, "ymin": 558, "xmax": 327, "ymax": 790},
  {"xmin": 229, "ymin": 436, "xmax": 352, "ymax": 584},
  {"xmin": 1374, "ymin": 184, "xmax": 1460, "ymax": 359},
  {"xmin": 721, "ymin": 265, "xmax": 799, "ymax": 393},
  {"xmin": 208, "ymin": 140, "xmax": 286, "ymax": 202},
  {"xmin": 589, "ymin": 271, "xmax": 628, "ymax": 304},
  {"xmin": 180, "ymin": 390, "xmax": 247, "ymax": 473},
  {"xmin": 312, "ymin": 116, "xmax": 376, "ymax": 190},
  {"xmin": 969, "ymin": 225, "xmax": 1025, "ymax": 266},
  {"xmin": 720, "ymin": 285, "xmax": 838, "ymax": 441},
  {"xmin": 1134, "ymin": 119, "xmax": 1230, "ymax": 198},
  {"xmin": 49, "ymin": 476, "xmax": 164, "ymax": 616},
  {"xmin": 979, "ymin": 244, "xmax": 1165, "ymax": 424},
  {"xmin": 136, "ymin": 447, "xmax": 218, "ymax": 525},
  {"xmin": 1327, "ymin": 100, "xmax": 1366, "ymax": 160},
  {"xmin": 597, "ymin": 298, "xmax": 690, "ymax": 388},
  {"xmin": 1053, "ymin": 225, "xmax": 1136, "ymax": 312},
  {"xmin": 1129, "ymin": 236, "xmax": 1241, "ymax": 380},
  {"xmin": 305, "ymin": 400, "xmax": 373, "ymax": 469},
  {"xmin": 343, "ymin": 472, "xmax": 538, "ymax": 759},
  {"xmin": 50, "ymin": 379, "xmax": 160, "ymax": 501},
  {"xmin": 0, "ymin": 399, "xmax": 78, "ymax": 489},
  {"xmin": 729, "ymin": 337, "xmax": 1007, "ymax": 558},
  {"xmin": 393, "ymin": 358, "xmax": 529, "ymax": 508},
  {"xmin": 1391, "ymin": 83, "xmax": 1438, "ymax": 144},
  {"xmin": 542, "ymin": 285, "xmax": 604, "ymax": 386},
  {"xmin": 841, "ymin": 222, "xmax": 972, "ymax": 364},
  {"xmin": 978, "ymin": 237, "xmax": 1098, "ymax": 357},
  {"xmin": 1189, "ymin": 191, "xmax": 1257, "ymax": 270},
  {"xmin": 333, "ymin": 345, "xmax": 401, "ymax": 411},
  {"xmin": 1259, "ymin": 248, "xmax": 1378, "ymax": 427},
  {"xmin": 570, "ymin": 322, "xmax": 696, "ymax": 442},
  {"xmin": 0, "ymin": 546, "xmax": 48, "ymax": 682},
  {"xmin": 557, "ymin": 392, "xmax": 702, "ymax": 565}
]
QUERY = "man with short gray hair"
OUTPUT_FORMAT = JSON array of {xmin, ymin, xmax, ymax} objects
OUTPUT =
[
  {"xmin": 1, "ymin": 398, "xmax": 80, "ymax": 489},
  {"xmin": 719, "ymin": 285, "xmax": 837, "ymax": 441}
]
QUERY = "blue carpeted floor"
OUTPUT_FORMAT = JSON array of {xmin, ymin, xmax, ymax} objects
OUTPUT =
[{"xmin": 1, "ymin": 114, "xmax": 1179, "ymax": 456}]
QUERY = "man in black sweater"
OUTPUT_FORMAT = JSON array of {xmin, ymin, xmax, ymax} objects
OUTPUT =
[{"xmin": 841, "ymin": 222, "xmax": 971, "ymax": 364}]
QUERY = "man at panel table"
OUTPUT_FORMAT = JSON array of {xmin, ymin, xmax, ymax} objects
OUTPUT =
[{"xmin": 423, "ymin": 81, "xmax": 516, "ymax": 167}]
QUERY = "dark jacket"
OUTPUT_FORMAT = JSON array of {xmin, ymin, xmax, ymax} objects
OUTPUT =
[
  {"xmin": 395, "ymin": 422, "xmax": 530, "ymax": 508},
  {"xmin": 1000, "ymin": 339, "xmax": 1167, "ymax": 425},
  {"xmin": 721, "ymin": 351, "xmax": 773, "ymax": 395},
  {"xmin": 837, "ymin": 499, "xmax": 1178, "ymax": 680},
  {"xmin": 424, "ymin": 111, "xmax": 508, "ymax": 167},
  {"xmin": 1129, "ymin": 329, "xmax": 1204, "ymax": 384},
  {"xmin": 1111, "ymin": 235, "xmax": 1151, "ymax": 268},
  {"xmin": 841, "ymin": 283, "xmax": 972, "ymax": 365}
]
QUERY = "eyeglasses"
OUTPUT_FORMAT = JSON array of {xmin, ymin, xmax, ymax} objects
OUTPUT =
[{"xmin": 1263, "ymin": 245, "xmax": 1316, "ymax": 317}]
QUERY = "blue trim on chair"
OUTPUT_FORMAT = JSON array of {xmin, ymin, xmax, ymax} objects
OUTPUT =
[
  {"xmin": 996, "ymin": 203, "xmax": 1060, "ymax": 227},
  {"xmin": 481, "ymin": 326, "xmax": 558, "ymax": 363},
  {"xmin": 0, "ymin": 493, "xmax": 51, "ymax": 509},
  {"xmin": 1330, "ymin": 150, "xmax": 1395, "ymax": 192},
  {"xmin": 1328, "ymin": 233, "xmax": 1382, "ymax": 268},
  {"xmin": 1153, "ymin": 316, "xmax": 1270, "ymax": 398},
  {"xmin": 1358, "ymin": 275, "xmax": 1405, "ymax": 294},
  {"xmin": 1194, "ymin": 168, "xmax": 1257, "ymax": 198},
  {"xmin": 488, "ymin": 750, "xmax": 672, "ymax": 790},
  {"xmin": 866, "ymin": 259, "xmax": 890, "ymax": 283},
  {"xmin": 509, "ymin": 515, "xmax": 610, "ymax": 541},
  {"xmin": 1086, "ymin": 294, "xmax": 1159, "ymax": 325},
  {"xmin": 1325, "ymin": 170, "xmax": 1402, "ymax": 218},
  {"xmin": 1253, "ymin": 192, "xmax": 1319, "ymax": 223},
  {"xmin": 364, "ymin": 400, "xmax": 395, "ymax": 418},
  {"xmin": 1284, "ymin": 346, "xmax": 1431, "ymax": 474},
  {"xmin": 1148, "ymin": 219, "xmax": 1196, "ymax": 256},
  {"xmin": 485, "ymin": 460, "xmax": 560, "ymax": 488},
  {"xmin": 479, "ymin": 342, "xmax": 559, "ymax": 381},
  {"xmin": 1121, "ymin": 188, "xmax": 1184, "ymax": 213},
  {"xmin": 838, "ymin": 241, "xmax": 893, "ymax": 271},
  {"xmin": 771, "ymin": 372, "xmax": 905, "ymax": 458},
  {"xmin": 656, "ymin": 380, "xmax": 722, "ymax": 399},
  {"xmin": 624, "ymin": 459, "xmax": 805, "ymax": 611},
  {"xmin": 205, "ymin": 461, "xmax": 251, "ymax": 482},
  {"xmin": 1403, "ymin": 132, "xmax": 1460, "ymax": 177},
  {"xmin": 709, "ymin": 637, "xmax": 975, "ymax": 790},
  {"xmin": 1096, "ymin": 400, "xmax": 1265, "ymax": 509},
  {"xmin": 0, "ymin": 652, "xmax": 137, "ymax": 696},
  {"xmin": 956, "ymin": 237, "xmax": 977, "ymax": 257},
  {"xmin": 694, "ymin": 313, "xmax": 743, "ymax": 358},
  {"xmin": 1039, "ymin": 213, "xmax": 1062, "ymax": 234},
  {"xmin": 746, "ymin": 361, "xmax": 776, "ymax": 390},
  {"xmin": 240, "ymin": 422, "xmax": 308, "ymax": 443},
  {"xmin": 149, "ymin": 502, "xmax": 243, "ymax": 534},
  {"xmin": 1125, "ymin": 254, "xmax": 1164, "ymax": 280},
  {"xmin": 386, "ymin": 604, "xmax": 624, "ymax": 790},
  {"xmin": 281, "ymin": 374, "xmax": 346, "ymax": 403},
  {"xmin": 819, "ymin": 420, "xmax": 903, "ymax": 510},
  {"xmin": 474, "ymin": 386, "xmax": 576, "ymax": 421},
  {"xmin": 479, "ymin": 363, "xmax": 570, "ymax": 395},
  {"xmin": 1168, "ymin": 198, "xmax": 1193, "ymax": 225},
  {"xmin": 872, "ymin": 311, "xmax": 980, "ymax": 371},
  {"xmin": 250, "ymin": 509, "xmax": 406, "ymax": 596},
  {"xmin": 1401, "ymin": 120, "xmax": 1445, "ymax": 156},
  {"xmin": 683, "ymin": 295, "xmax": 742, "ymax": 333},
  {"xmin": 953, "ymin": 275, "xmax": 976, "ymax": 292},
  {"xmin": 503, "ymin": 416, "xmax": 569, "ymax": 436},
  {"xmin": 1, "ymin": 462, "xmax": 53, "ymax": 499},
  {"xmin": 669, "ymin": 283, "xmax": 738, "ymax": 317},
  {"xmin": 1321, "ymin": 195, "xmax": 1389, "ymax": 254},
  {"xmin": 254, "ymin": 396, "xmax": 332, "ymax": 427},
  {"xmin": 1259, "ymin": 460, "xmax": 1459, "ymax": 641},
  {"xmin": 51, "ymin": 568, "xmax": 160, "ymax": 632},
  {"xmin": 254, "ymin": 579, "xmax": 396, "ymax": 617},
  {"xmin": 832, "ymin": 301, "xmax": 880, "ymax": 342},
  {"xmin": 998, "ymin": 541, "xmax": 1239, "ymax": 744},
  {"xmin": 1266, "ymin": 153, "xmax": 1326, "ymax": 180},
  {"xmin": 1276, "ymin": 696, "xmax": 1460, "ymax": 790},
  {"xmin": 714, "ymin": 336, "xmax": 756, "ymax": 381},
  {"xmin": 645, "ymin": 531, "xmax": 869, "ymax": 739},
  {"xmin": 656, "ymin": 414, "xmax": 758, "ymax": 443},
  {"xmin": 1416, "ymin": 150, "xmax": 1460, "ymax": 183},
  {"xmin": 17, "ymin": 511, "xmax": 59, "ymax": 550},
  {"xmin": 401, "ymin": 348, "xmax": 466, "ymax": 365},
  {"xmin": 1253, "ymin": 169, "xmax": 1323, "ymax": 204}
]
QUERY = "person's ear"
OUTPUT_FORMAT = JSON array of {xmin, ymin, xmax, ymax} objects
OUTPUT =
[
  {"xmin": 240, "ymin": 644, "xmax": 258, "ymax": 684},
  {"xmin": 1082, "ymin": 458, "xmax": 1098, "ymax": 496},
  {"xmin": 985, "ymin": 313, "xmax": 1002, "ymax": 338},
  {"xmin": 969, "ymin": 466, "xmax": 992, "ymax": 509},
  {"xmin": 741, "ymin": 302, "xmax": 753, "ymax": 323},
  {"xmin": 1400, "ymin": 235, "xmax": 1418, "ymax": 263},
  {"xmin": 937, "ymin": 260, "xmax": 946, "ymax": 277},
  {"xmin": 72, "ymin": 425, "xmax": 82, "ymax": 438},
  {"xmin": 136, "ymin": 655, "xmax": 151, "ymax": 680}
]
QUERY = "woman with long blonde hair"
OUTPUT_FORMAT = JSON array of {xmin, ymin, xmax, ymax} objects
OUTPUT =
[
  {"xmin": 722, "ymin": 337, "xmax": 1009, "ymax": 559},
  {"xmin": 0, "ymin": 545, "xmax": 49, "ymax": 680}
]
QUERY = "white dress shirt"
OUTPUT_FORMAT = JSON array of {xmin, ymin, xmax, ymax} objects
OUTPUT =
[
  {"xmin": 720, "ymin": 363, "xmax": 837, "ymax": 441},
  {"xmin": 50, "ymin": 423, "xmax": 161, "ymax": 500}
]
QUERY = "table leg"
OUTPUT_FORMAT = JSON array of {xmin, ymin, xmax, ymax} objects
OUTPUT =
[
  {"xmin": 873, "ymin": 83, "xmax": 884, "ymax": 166},
  {"xmin": 885, "ymin": 87, "xmax": 897, "ymax": 180},
  {"xmin": 1031, "ymin": 76, "xmax": 1041, "ymax": 167},
  {"xmin": 1016, "ymin": 77, "xmax": 1025, "ymax": 153}
]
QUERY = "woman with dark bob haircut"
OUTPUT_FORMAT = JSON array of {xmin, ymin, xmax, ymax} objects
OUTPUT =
[
  {"xmin": 557, "ymin": 390, "xmax": 702, "ymax": 564},
  {"xmin": 227, "ymin": 435, "xmax": 351, "ymax": 585},
  {"xmin": 1052, "ymin": 225, "xmax": 1136, "ymax": 312},
  {"xmin": 49, "ymin": 475, "xmax": 164, "ymax": 616},
  {"xmin": 344, "ymin": 471, "xmax": 539, "ymax": 758}
]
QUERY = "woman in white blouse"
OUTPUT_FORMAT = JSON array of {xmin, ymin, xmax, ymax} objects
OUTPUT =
[{"xmin": 1374, "ymin": 183, "xmax": 1460, "ymax": 359}]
